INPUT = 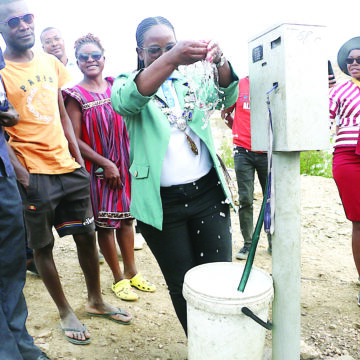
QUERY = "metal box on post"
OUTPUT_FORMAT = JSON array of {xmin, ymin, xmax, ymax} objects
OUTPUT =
[{"xmin": 248, "ymin": 23, "xmax": 330, "ymax": 152}]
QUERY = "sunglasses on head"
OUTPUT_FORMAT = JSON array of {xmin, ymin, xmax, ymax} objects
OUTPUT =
[
  {"xmin": 141, "ymin": 43, "xmax": 176, "ymax": 58},
  {"xmin": 345, "ymin": 57, "xmax": 360, "ymax": 65},
  {"xmin": 0, "ymin": 13, "xmax": 34, "ymax": 29},
  {"xmin": 77, "ymin": 52, "xmax": 103, "ymax": 62}
]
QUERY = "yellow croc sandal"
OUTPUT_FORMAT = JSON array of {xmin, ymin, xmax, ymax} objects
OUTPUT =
[
  {"xmin": 130, "ymin": 273, "xmax": 156, "ymax": 292},
  {"xmin": 112, "ymin": 279, "xmax": 139, "ymax": 301}
]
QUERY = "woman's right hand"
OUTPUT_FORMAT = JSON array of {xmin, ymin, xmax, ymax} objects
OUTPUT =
[
  {"xmin": 103, "ymin": 161, "xmax": 122, "ymax": 190},
  {"xmin": 167, "ymin": 40, "xmax": 208, "ymax": 66}
]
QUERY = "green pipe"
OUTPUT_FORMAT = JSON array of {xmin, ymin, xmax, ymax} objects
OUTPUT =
[{"xmin": 238, "ymin": 177, "xmax": 268, "ymax": 292}]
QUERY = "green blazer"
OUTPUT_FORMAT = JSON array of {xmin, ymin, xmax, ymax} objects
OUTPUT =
[{"xmin": 111, "ymin": 66, "xmax": 239, "ymax": 230}]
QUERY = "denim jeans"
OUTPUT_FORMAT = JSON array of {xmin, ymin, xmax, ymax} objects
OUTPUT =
[
  {"xmin": 137, "ymin": 168, "xmax": 232, "ymax": 334},
  {"xmin": 234, "ymin": 146, "xmax": 269, "ymax": 248},
  {"xmin": 0, "ymin": 173, "xmax": 42, "ymax": 360}
]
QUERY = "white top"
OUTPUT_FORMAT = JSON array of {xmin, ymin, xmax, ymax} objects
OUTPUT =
[
  {"xmin": 63, "ymin": 58, "xmax": 83, "ymax": 88},
  {"xmin": 160, "ymin": 80, "xmax": 213, "ymax": 187}
]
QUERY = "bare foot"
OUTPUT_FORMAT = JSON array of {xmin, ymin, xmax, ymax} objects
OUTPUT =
[
  {"xmin": 85, "ymin": 301, "xmax": 132, "ymax": 323},
  {"xmin": 59, "ymin": 311, "xmax": 91, "ymax": 341}
]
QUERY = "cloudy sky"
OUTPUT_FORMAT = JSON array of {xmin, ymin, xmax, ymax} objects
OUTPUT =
[{"xmin": 1, "ymin": 0, "xmax": 358, "ymax": 78}]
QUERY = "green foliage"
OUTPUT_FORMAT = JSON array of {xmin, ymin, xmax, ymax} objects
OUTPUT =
[
  {"xmin": 217, "ymin": 126, "xmax": 333, "ymax": 179},
  {"xmin": 300, "ymin": 149, "xmax": 333, "ymax": 178},
  {"xmin": 219, "ymin": 137, "xmax": 234, "ymax": 169}
]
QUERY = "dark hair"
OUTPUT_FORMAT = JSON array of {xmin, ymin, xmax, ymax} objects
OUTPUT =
[
  {"xmin": 135, "ymin": 16, "xmax": 175, "ymax": 70},
  {"xmin": 74, "ymin": 33, "xmax": 104, "ymax": 59}
]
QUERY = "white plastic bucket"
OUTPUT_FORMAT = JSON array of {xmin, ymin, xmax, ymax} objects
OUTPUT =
[{"xmin": 183, "ymin": 262, "xmax": 273, "ymax": 360}]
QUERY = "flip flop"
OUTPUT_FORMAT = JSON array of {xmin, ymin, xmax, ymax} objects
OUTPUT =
[
  {"xmin": 59, "ymin": 323, "xmax": 91, "ymax": 345},
  {"xmin": 86, "ymin": 308, "xmax": 133, "ymax": 325}
]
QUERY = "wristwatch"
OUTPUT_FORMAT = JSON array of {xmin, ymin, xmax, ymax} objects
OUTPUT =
[{"xmin": 215, "ymin": 54, "xmax": 226, "ymax": 68}]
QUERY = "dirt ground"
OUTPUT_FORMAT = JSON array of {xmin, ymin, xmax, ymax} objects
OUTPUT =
[
  {"xmin": 22, "ymin": 118, "xmax": 360, "ymax": 360},
  {"xmin": 23, "ymin": 173, "xmax": 360, "ymax": 360}
]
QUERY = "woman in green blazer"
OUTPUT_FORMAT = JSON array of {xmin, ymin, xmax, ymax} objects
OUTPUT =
[{"xmin": 111, "ymin": 16, "xmax": 239, "ymax": 334}]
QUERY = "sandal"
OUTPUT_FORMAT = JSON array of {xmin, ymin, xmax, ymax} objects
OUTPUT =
[
  {"xmin": 130, "ymin": 273, "xmax": 156, "ymax": 292},
  {"xmin": 112, "ymin": 279, "xmax": 138, "ymax": 301},
  {"xmin": 59, "ymin": 323, "xmax": 91, "ymax": 345}
]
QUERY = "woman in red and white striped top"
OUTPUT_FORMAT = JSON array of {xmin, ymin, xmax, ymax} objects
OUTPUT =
[{"xmin": 330, "ymin": 36, "xmax": 360, "ymax": 306}]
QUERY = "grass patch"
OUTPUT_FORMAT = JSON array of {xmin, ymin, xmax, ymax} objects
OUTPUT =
[
  {"xmin": 218, "ymin": 136, "xmax": 333, "ymax": 178},
  {"xmin": 300, "ymin": 149, "xmax": 333, "ymax": 178},
  {"xmin": 219, "ymin": 137, "xmax": 234, "ymax": 169}
]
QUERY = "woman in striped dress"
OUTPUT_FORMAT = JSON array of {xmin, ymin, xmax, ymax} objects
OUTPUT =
[
  {"xmin": 330, "ymin": 37, "xmax": 360, "ymax": 304},
  {"xmin": 64, "ymin": 34, "xmax": 155, "ymax": 301}
]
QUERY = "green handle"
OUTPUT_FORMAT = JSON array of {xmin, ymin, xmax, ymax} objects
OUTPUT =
[{"xmin": 238, "ymin": 177, "xmax": 268, "ymax": 292}]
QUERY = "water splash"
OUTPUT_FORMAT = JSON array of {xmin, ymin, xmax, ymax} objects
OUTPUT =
[{"xmin": 179, "ymin": 60, "xmax": 223, "ymax": 129}]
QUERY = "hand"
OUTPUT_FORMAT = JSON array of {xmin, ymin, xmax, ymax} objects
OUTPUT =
[
  {"xmin": 103, "ymin": 161, "xmax": 122, "ymax": 190},
  {"xmin": 328, "ymin": 75, "xmax": 336, "ymax": 88},
  {"xmin": 167, "ymin": 40, "xmax": 208, "ymax": 66},
  {"xmin": 221, "ymin": 108, "xmax": 228, "ymax": 120},
  {"xmin": 0, "ymin": 102, "xmax": 19, "ymax": 127},
  {"xmin": 205, "ymin": 40, "xmax": 223, "ymax": 65}
]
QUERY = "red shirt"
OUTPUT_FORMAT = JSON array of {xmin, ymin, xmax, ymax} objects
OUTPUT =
[{"xmin": 230, "ymin": 77, "xmax": 251, "ymax": 149}]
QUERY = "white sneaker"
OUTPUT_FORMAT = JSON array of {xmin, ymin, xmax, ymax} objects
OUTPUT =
[{"xmin": 134, "ymin": 233, "xmax": 145, "ymax": 250}]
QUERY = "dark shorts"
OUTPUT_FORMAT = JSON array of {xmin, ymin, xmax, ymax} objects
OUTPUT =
[{"xmin": 18, "ymin": 167, "xmax": 95, "ymax": 249}]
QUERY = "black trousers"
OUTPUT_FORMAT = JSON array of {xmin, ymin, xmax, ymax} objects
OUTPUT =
[
  {"xmin": 0, "ymin": 173, "xmax": 42, "ymax": 360},
  {"xmin": 137, "ymin": 168, "xmax": 232, "ymax": 334}
]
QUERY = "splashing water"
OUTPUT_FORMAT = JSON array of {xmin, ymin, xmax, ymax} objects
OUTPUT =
[{"xmin": 179, "ymin": 60, "xmax": 223, "ymax": 129}]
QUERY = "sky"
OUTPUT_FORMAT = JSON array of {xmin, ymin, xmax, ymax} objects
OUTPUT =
[{"xmin": 1, "ymin": 0, "xmax": 359, "ymax": 78}]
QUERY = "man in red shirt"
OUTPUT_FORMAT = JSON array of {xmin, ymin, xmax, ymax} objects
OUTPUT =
[{"xmin": 222, "ymin": 76, "xmax": 271, "ymax": 259}]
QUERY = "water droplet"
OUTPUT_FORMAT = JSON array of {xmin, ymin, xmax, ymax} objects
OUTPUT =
[
  {"xmin": 218, "ymin": 235, "xmax": 221, "ymax": 239},
  {"xmin": 219, "ymin": 212, "xmax": 226, "ymax": 217},
  {"xmin": 197, "ymin": 230, "xmax": 200, "ymax": 234},
  {"xmin": 201, "ymin": 220, "xmax": 204, "ymax": 224},
  {"xmin": 185, "ymin": 204, "xmax": 188, "ymax": 207},
  {"xmin": 216, "ymin": 249, "xmax": 219, "ymax": 253},
  {"xmin": 200, "ymin": 252, "xmax": 204, "ymax": 257}
]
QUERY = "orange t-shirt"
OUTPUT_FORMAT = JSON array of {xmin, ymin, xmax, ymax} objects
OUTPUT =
[{"xmin": 1, "ymin": 52, "xmax": 79, "ymax": 174}]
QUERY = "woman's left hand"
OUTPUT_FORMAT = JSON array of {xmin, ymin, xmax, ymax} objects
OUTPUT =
[{"xmin": 205, "ymin": 40, "xmax": 223, "ymax": 65}]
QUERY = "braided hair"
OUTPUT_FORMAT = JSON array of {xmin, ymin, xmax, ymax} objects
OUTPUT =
[
  {"xmin": 136, "ymin": 16, "xmax": 175, "ymax": 70},
  {"xmin": 74, "ymin": 33, "xmax": 104, "ymax": 59}
]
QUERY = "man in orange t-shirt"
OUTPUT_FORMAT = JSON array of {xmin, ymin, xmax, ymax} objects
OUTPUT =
[
  {"xmin": 222, "ymin": 76, "xmax": 271, "ymax": 260},
  {"xmin": 0, "ymin": 0, "xmax": 132, "ymax": 346}
]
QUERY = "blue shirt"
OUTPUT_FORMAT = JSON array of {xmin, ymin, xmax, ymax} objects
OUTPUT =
[{"xmin": 0, "ymin": 127, "xmax": 14, "ymax": 177}]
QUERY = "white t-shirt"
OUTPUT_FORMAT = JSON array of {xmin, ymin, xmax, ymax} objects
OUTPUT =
[
  {"xmin": 63, "ymin": 58, "xmax": 82, "ymax": 88},
  {"xmin": 160, "ymin": 79, "xmax": 212, "ymax": 187}
]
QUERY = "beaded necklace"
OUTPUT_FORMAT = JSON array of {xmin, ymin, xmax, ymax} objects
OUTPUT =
[{"xmin": 153, "ymin": 83, "xmax": 199, "ymax": 155}]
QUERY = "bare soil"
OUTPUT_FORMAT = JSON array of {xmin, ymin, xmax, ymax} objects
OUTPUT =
[{"xmin": 23, "ymin": 173, "xmax": 360, "ymax": 360}]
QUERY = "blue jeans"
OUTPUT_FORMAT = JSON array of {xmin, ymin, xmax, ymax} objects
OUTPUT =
[
  {"xmin": 234, "ymin": 146, "xmax": 269, "ymax": 248},
  {"xmin": 137, "ymin": 168, "xmax": 232, "ymax": 334},
  {"xmin": 0, "ymin": 172, "xmax": 42, "ymax": 360}
]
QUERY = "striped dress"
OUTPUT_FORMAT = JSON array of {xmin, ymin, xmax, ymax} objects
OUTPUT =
[
  {"xmin": 330, "ymin": 80, "xmax": 360, "ymax": 221},
  {"xmin": 329, "ymin": 80, "xmax": 360, "ymax": 147},
  {"xmin": 64, "ymin": 77, "xmax": 132, "ymax": 228}
]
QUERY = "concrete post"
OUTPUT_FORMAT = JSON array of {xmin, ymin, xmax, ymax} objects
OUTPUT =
[{"xmin": 272, "ymin": 152, "xmax": 301, "ymax": 360}]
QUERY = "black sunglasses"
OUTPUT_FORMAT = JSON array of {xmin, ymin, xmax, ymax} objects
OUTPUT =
[
  {"xmin": 0, "ymin": 13, "xmax": 34, "ymax": 29},
  {"xmin": 345, "ymin": 57, "xmax": 360, "ymax": 65},
  {"xmin": 141, "ymin": 43, "xmax": 176, "ymax": 58},
  {"xmin": 77, "ymin": 52, "xmax": 103, "ymax": 63}
]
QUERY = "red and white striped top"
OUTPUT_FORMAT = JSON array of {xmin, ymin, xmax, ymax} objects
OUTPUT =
[{"xmin": 330, "ymin": 80, "xmax": 360, "ymax": 148}]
